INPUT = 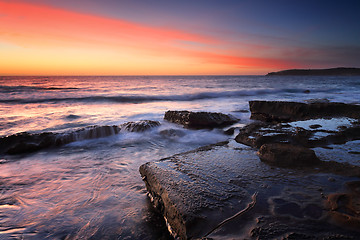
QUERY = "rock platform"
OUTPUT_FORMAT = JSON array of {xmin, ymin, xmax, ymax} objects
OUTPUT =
[
  {"xmin": 140, "ymin": 141, "xmax": 360, "ymax": 239},
  {"xmin": 140, "ymin": 101, "xmax": 360, "ymax": 239}
]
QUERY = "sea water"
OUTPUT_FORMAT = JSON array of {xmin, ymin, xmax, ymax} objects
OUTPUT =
[{"xmin": 0, "ymin": 75, "xmax": 359, "ymax": 239}]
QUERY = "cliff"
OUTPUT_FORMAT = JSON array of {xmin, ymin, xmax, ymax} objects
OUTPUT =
[{"xmin": 267, "ymin": 67, "xmax": 360, "ymax": 76}]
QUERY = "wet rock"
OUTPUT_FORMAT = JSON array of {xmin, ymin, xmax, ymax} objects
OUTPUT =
[
  {"xmin": 257, "ymin": 143, "xmax": 320, "ymax": 167},
  {"xmin": 249, "ymin": 101, "xmax": 360, "ymax": 122},
  {"xmin": 223, "ymin": 127, "xmax": 237, "ymax": 135},
  {"xmin": 164, "ymin": 110, "xmax": 238, "ymax": 129},
  {"xmin": 1, "ymin": 132, "xmax": 57, "ymax": 155},
  {"xmin": 235, "ymin": 119, "xmax": 360, "ymax": 149},
  {"xmin": 0, "ymin": 120, "xmax": 163, "ymax": 155},
  {"xmin": 0, "ymin": 125, "xmax": 121, "ymax": 155},
  {"xmin": 120, "ymin": 120, "xmax": 160, "ymax": 132},
  {"xmin": 55, "ymin": 125, "xmax": 120, "ymax": 145},
  {"xmin": 140, "ymin": 144, "xmax": 258, "ymax": 239},
  {"xmin": 321, "ymin": 125, "xmax": 360, "ymax": 145},
  {"xmin": 234, "ymin": 122, "xmax": 311, "ymax": 148}
]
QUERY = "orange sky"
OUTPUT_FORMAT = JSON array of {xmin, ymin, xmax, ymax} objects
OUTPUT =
[{"xmin": 1, "ymin": 1, "xmax": 355, "ymax": 75}]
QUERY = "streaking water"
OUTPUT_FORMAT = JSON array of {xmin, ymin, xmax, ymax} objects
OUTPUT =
[{"xmin": 0, "ymin": 75, "xmax": 359, "ymax": 239}]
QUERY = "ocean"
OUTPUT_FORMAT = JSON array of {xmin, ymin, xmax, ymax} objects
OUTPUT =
[{"xmin": 0, "ymin": 75, "xmax": 359, "ymax": 239}]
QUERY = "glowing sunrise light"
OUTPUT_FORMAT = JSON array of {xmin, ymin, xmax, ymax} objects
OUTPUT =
[{"xmin": 0, "ymin": 1, "xmax": 304, "ymax": 75}]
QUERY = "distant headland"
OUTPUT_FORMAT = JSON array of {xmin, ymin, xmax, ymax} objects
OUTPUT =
[{"xmin": 266, "ymin": 67, "xmax": 360, "ymax": 76}]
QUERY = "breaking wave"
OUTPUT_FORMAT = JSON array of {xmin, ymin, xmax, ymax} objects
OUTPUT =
[{"xmin": 0, "ymin": 88, "xmax": 337, "ymax": 104}]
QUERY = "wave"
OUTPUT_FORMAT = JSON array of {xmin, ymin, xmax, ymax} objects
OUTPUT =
[
  {"xmin": 0, "ymin": 85, "xmax": 79, "ymax": 93},
  {"xmin": 0, "ymin": 88, "xmax": 337, "ymax": 104}
]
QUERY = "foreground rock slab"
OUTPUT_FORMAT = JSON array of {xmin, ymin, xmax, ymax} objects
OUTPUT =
[
  {"xmin": 164, "ymin": 110, "xmax": 238, "ymax": 128},
  {"xmin": 140, "ymin": 143, "xmax": 360, "ymax": 239}
]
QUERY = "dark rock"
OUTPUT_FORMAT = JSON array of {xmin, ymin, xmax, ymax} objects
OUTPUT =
[
  {"xmin": 257, "ymin": 143, "xmax": 320, "ymax": 167},
  {"xmin": 1, "ymin": 120, "xmax": 161, "ymax": 155},
  {"xmin": 235, "ymin": 117, "xmax": 360, "ymax": 150},
  {"xmin": 1, "ymin": 125, "xmax": 121, "ymax": 155},
  {"xmin": 120, "ymin": 120, "xmax": 160, "ymax": 132},
  {"xmin": 55, "ymin": 125, "xmax": 120, "ymax": 145},
  {"xmin": 0, "ymin": 132, "xmax": 57, "ymax": 155},
  {"xmin": 266, "ymin": 67, "xmax": 360, "ymax": 76},
  {"xmin": 223, "ymin": 127, "xmax": 237, "ymax": 135},
  {"xmin": 249, "ymin": 101, "xmax": 360, "ymax": 122},
  {"xmin": 65, "ymin": 114, "xmax": 81, "ymax": 120},
  {"xmin": 7, "ymin": 142, "xmax": 42, "ymax": 155},
  {"xmin": 234, "ymin": 122, "xmax": 312, "ymax": 148},
  {"xmin": 309, "ymin": 124, "xmax": 322, "ymax": 129},
  {"xmin": 323, "ymin": 126, "xmax": 360, "ymax": 145},
  {"xmin": 304, "ymin": 90, "xmax": 311, "ymax": 93},
  {"xmin": 164, "ymin": 110, "xmax": 238, "ymax": 129}
]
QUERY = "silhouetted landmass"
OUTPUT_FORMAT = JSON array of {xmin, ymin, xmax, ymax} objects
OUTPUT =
[{"xmin": 267, "ymin": 67, "xmax": 360, "ymax": 76}]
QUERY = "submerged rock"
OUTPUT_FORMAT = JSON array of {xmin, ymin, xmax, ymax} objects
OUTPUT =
[
  {"xmin": 258, "ymin": 143, "xmax": 320, "ymax": 167},
  {"xmin": 164, "ymin": 110, "xmax": 238, "ymax": 129},
  {"xmin": 249, "ymin": 101, "xmax": 360, "ymax": 122}
]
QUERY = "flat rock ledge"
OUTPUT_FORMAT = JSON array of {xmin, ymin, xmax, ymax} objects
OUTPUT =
[
  {"xmin": 164, "ymin": 110, "xmax": 238, "ymax": 129},
  {"xmin": 249, "ymin": 100, "xmax": 360, "ymax": 122},
  {"xmin": 140, "ymin": 143, "xmax": 360, "ymax": 239}
]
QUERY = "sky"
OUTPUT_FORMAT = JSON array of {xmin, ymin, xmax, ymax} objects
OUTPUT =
[{"xmin": 0, "ymin": 0, "xmax": 359, "ymax": 75}]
